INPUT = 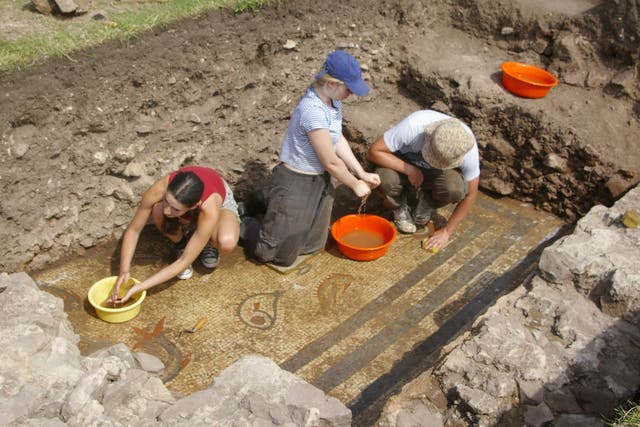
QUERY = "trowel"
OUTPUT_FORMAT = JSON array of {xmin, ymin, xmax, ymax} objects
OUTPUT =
[{"xmin": 178, "ymin": 317, "xmax": 207, "ymax": 338}]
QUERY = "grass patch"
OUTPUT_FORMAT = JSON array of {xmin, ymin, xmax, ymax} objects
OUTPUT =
[
  {"xmin": 0, "ymin": 0, "xmax": 275, "ymax": 72},
  {"xmin": 607, "ymin": 401, "xmax": 640, "ymax": 427}
]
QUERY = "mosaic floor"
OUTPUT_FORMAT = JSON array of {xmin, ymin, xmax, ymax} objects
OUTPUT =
[{"xmin": 32, "ymin": 190, "xmax": 565, "ymax": 420}]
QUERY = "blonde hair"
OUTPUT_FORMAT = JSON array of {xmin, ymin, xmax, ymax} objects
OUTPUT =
[{"xmin": 313, "ymin": 73, "xmax": 344, "ymax": 88}]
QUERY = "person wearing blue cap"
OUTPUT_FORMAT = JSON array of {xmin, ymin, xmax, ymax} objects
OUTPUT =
[{"xmin": 241, "ymin": 50, "xmax": 380, "ymax": 267}]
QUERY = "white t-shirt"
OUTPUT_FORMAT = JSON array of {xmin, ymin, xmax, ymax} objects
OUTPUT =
[{"xmin": 383, "ymin": 110, "xmax": 480, "ymax": 181}]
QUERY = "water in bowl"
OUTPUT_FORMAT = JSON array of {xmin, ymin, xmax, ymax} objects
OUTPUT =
[
  {"xmin": 341, "ymin": 229, "xmax": 386, "ymax": 248},
  {"xmin": 102, "ymin": 298, "xmax": 137, "ymax": 309}
]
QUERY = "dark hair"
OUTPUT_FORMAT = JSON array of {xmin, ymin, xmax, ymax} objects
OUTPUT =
[
  {"xmin": 168, "ymin": 171, "xmax": 204, "ymax": 208},
  {"xmin": 163, "ymin": 171, "xmax": 204, "ymax": 236}
]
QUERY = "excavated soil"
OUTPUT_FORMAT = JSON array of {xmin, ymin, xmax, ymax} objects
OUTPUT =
[{"xmin": 1, "ymin": 0, "xmax": 639, "ymax": 272}]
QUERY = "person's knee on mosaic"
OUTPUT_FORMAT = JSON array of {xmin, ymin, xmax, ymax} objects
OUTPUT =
[
  {"xmin": 109, "ymin": 166, "xmax": 240, "ymax": 304},
  {"xmin": 241, "ymin": 50, "xmax": 381, "ymax": 267},
  {"xmin": 366, "ymin": 110, "xmax": 480, "ymax": 252}
]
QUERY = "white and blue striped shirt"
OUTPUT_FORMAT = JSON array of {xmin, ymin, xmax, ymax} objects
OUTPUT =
[{"xmin": 279, "ymin": 87, "xmax": 343, "ymax": 173}]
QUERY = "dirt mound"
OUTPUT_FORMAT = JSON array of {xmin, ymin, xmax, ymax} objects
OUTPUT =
[{"xmin": 1, "ymin": 0, "xmax": 639, "ymax": 274}]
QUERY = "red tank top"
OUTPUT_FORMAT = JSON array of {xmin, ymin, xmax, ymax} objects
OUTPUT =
[{"xmin": 168, "ymin": 166, "xmax": 226, "ymax": 205}]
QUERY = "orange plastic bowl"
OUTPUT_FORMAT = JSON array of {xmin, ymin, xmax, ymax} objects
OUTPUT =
[
  {"xmin": 501, "ymin": 62, "xmax": 558, "ymax": 98},
  {"xmin": 331, "ymin": 214, "xmax": 397, "ymax": 261}
]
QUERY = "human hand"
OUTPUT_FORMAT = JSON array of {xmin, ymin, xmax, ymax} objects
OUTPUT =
[
  {"xmin": 360, "ymin": 172, "xmax": 381, "ymax": 189},
  {"xmin": 109, "ymin": 272, "xmax": 130, "ymax": 303},
  {"xmin": 114, "ymin": 282, "xmax": 141, "ymax": 305},
  {"xmin": 406, "ymin": 165, "xmax": 424, "ymax": 188},
  {"xmin": 353, "ymin": 180, "xmax": 372, "ymax": 198},
  {"xmin": 421, "ymin": 227, "xmax": 450, "ymax": 253}
]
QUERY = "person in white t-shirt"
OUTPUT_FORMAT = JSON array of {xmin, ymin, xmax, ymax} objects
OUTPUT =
[
  {"xmin": 241, "ymin": 50, "xmax": 380, "ymax": 266},
  {"xmin": 366, "ymin": 110, "xmax": 480, "ymax": 252}
]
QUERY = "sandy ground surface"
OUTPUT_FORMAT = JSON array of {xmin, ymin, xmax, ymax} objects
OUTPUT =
[{"xmin": 0, "ymin": 0, "xmax": 639, "ymax": 272}]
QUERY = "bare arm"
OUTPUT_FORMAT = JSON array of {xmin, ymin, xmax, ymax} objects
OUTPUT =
[
  {"xmin": 309, "ymin": 129, "xmax": 372, "ymax": 197},
  {"xmin": 422, "ymin": 176, "xmax": 479, "ymax": 251},
  {"xmin": 117, "ymin": 194, "xmax": 223, "ymax": 303},
  {"xmin": 366, "ymin": 135, "xmax": 424, "ymax": 188},
  {"xmin": 111, "ymin": 177, "xmax": 167, "ymax": 300},
  {"xmin": 335, "ymin": 135, "xmax": 380, "ymax": 188}
]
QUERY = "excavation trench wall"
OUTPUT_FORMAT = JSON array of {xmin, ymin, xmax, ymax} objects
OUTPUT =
[{"xmin": 1, "ymin": 0, "xmax": 639, "ymax": 283}]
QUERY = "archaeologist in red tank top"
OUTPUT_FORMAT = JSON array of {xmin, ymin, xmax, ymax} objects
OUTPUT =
[
  {"xmin": 109, "ymin": 165, "xmax": 240, "ymax": 304},
  {"xmin": 366, "ymin": 110, "xmax": 480, "ymax": 252}
]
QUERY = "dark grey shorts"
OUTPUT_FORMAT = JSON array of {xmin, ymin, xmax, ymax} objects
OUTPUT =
[{"xmin": 247, "ymin": 163, "xmax": 334, "ymax": 266}]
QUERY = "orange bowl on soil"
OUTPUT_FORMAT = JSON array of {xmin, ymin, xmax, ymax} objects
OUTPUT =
[
  {"xmin": 501, "ymin": 62, "xmax": 558, "ymax": 98},
  {"xmin": 331, "ymin": 214, "xmax": 397, "ymax": 261}
]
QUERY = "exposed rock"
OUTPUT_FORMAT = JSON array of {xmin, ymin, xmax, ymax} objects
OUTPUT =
[
  {"xmin": 134, "ymin": 352, "xmax": 165, "ymax": 374},
  {"xmin": 486, "ymin": 138, "xmax": 516, "ymax": 159},
  {"xmin": 395, "ymin": 401, "xmax": 443, "ymax": 427},
  {"xmin": 0, "ymin": 273, "xmax": 351, "ymax": 426},
  {"xmin": 12, "ymin": 142, "xmax": 29, "ymax": 159},
  {"xmin": 31, "ymin": 0, "xmax": 57, "ymax": 14},
  {"xmin": 551, "ymin": 33, "xmax": 595, "ymax": 87},
  {"xmin": 377, "ymin": 185, "xmax": 640, "ymax": 426},
  {"xmin": 376, "ymin": 372, "xmax": 447, "ymax": 427},
  {"xmin": 8, "ymin": 125, "xmax": 38, "ymax": 159},
  {"xmin": 605, "ymin": 172, "xmax": 639, "ymax": 199},
  {"xmin": 516, "ymin": 379, "xmax": 544, "ymax": 405},
  {"xmin": 481, "ymin": 175, "xmax": 514, "ymax": 195},
  {"xmin": 113, "ymin": 145, "xmax": 137, "ymax": 162},
  {"xmin": 74, "ymin": 0, "xmax": 88, "ymax": 13},
  {"xmin": 544, "ymin": 387, "xmax": 582, "ymax": 414},
  {"xmin": 455, "ymin": 384, "xmax": 503, "ymax": 415},
  {"xmin": 600, "ymin": 268, "xmax": 640, "ymax": 322},
  {"xmin": 554, "ymin": 413, "xmax": 605, "ymax": 427},
  {"xmin": 543, "ymin": 153, "xmax": 568, "ymax": 172},
  {"xmin": 523, "ymin": 402, "xmax": 554, "ymax": 427},
  {"xmin": 60, "ymin": 368, "xmax": 108, "ymax": 421},
  {"xmin": 135, "ymin": 124, "xmax": 154, "ymax": 135},
  {"xmin": 122, "ymin": 161, "xmax": 147, "ymax": 178},
  {"xmin": 609, "ymin": 68, "xmax": 637, "ymax": 98},
  {"xmin": 160, "ymin": 355, "xmax": 350, "ymax": 425},
  {"xmin": 53, "ymin": 0, "xmax": 81, "ymax": 14}
]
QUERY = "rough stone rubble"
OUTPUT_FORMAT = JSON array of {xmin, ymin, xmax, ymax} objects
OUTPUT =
[
  {"xmin": 31, "ymin": 0, "xmax": 89, "ymax": 15},
  {"xmin": 376, "ymin": 185, "xmax": 640, "ymax": 426},
  {"xmin": 0, "ymin": 272, "xmax": 351, "ymax": 426}
]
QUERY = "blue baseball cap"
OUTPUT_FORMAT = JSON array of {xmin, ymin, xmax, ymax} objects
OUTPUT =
[{"xmin": 315, "ymin": 50, "xmax": 371, "ymax": 97}]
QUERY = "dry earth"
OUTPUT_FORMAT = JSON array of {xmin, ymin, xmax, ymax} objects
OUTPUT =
[
  {"xmin": 1, "ymin": 0, "xmax": 639, "ymax": 277},
  {"xmin": 1, "ymin": 1, "xmax": 640, "ymax": 425}
]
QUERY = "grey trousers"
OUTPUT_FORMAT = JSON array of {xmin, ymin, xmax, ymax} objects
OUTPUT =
[
  {"xmin": 375, "ymin": 166, "xmax": 468, "ymax": 209},
  {"xmin": 243, "ymin": 163, "xmax": 334, "ymax": 266}
]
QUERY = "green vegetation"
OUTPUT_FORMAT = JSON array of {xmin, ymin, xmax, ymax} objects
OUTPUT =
[
  {"xmin": 233, "ymin": 0, "xmax": 273, "ymax": 12},
  {"xmin": 608, "ymin": 401, "xmax": 640, "ymax": 427},
  {"xmin": 0, "ymin": 0, "xmax": 275, "ymax": 72}
]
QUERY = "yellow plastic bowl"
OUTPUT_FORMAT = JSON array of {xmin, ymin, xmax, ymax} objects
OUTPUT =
[{"xmin": 88, "ymin": 276, "xmax": 146, "ymax": 323}]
